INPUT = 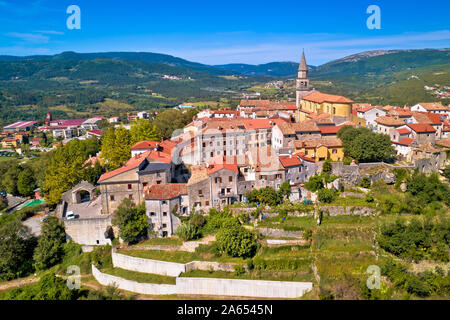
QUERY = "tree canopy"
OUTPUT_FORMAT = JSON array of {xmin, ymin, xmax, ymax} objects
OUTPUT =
[
  {"xmin": 337, "ymin": 126, "xmax": 396, "ymax": 163},
  {"xmin": 112, "ymin": 198, "xmax": 149, "ymax": 244},
  {"xmin": 0, "ymin": 219, "xmax": 36, "ymax": 281},
  {"xmin": 130, "ymin": 118, "xmax": 160, "ymax": 144},
  {"xmin": 42, "ymin": 138, "xmax": 100, "ymax": 206},
  {"xmin": 101, "ymin": 126, "xmax": 132, "ymax": 171},
  {"xmin": 33, "ymin": 216, "xmax": 66, "ymax": 271}
]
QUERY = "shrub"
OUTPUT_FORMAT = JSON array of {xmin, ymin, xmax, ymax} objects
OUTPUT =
[
  {"xmin": 190, "ymin": 214, "xmax": 206, "ymax": 228},
  {"xmin": 233, "ymin": 264, "xmax": 245, "ymax": 276},
  {"xmin": 322, "ymin": 159, "xmax": 332, "ymax": 173},
  {"xmin": 305, "ymin": 175, "xmax": 324, "ymax": 192},
  {"xmin": 216, "ymin": 225, "xmax": 257, "ymax": 258},
  {"xmin": 175, "ymin": 222, "xmax": 197, "ymax": 241},
  {"xmin": 365, "ymin": 193, "xmax": 374, "ymax": 203},
  {"xmin": 318, "ymin": 188, "xmax": 335, "ymax": 203},
  {"xmin": 360, "ymin": 177, "xmax": 371, "ymax": 188},
  {"xmin": 303, "ymin": 228, "xmax": 312, "ymax": 241}
]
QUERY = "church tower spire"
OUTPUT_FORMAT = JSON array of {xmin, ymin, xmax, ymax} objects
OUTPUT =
[{"xmin": 296, "ymin": 50, "xmax": 310, "ymax": 110}]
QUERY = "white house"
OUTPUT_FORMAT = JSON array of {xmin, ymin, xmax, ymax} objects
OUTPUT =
[
  {"xmin": 393, "ymin": 137, "xmax": 415, "ymax": 157},
  {"xmin": 411, "ymin": 102, "xmax": 450, "ymax": 118},
  {"xmin": 356, "ymin": 106, "xmax": 386, "ymax": 129}
]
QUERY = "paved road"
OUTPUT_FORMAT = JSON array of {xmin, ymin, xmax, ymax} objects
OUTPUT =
[{"xmin": 23, "ymin": 215, "xmax": 43, "ymax": 236}]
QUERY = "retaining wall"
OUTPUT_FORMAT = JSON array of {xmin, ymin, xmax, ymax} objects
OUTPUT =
[
  {"xmin": 176, "ymin": 277, "xmax": 313, "ymax": 299},
  {"xmin": 92, "ymin": 265, "xmax": 313, "ymax": 298},
  {"xmin": 112, "ymin": 251, "xmax": 186, "ymax": 277},
  {"xmin": 92, "ymin": 265, "xmax": 177, "ymax": 295}
]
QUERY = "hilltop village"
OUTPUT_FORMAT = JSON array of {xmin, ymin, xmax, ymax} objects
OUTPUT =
[
  {"xmin": 1, "ymin": 52, "xmax": 449, "ymax": 300},
  {"xmin": 1, "ymin": 52, "xmax": 449, "ymax": 243}
]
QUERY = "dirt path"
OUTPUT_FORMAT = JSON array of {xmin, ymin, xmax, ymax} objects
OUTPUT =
[{"xmin": 0, "ymin": 276, "xmax": 40, "ymax": 292}]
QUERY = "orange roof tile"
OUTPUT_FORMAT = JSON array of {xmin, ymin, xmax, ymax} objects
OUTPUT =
[
  {"xmin": 144, "ymin": 183, "xmax": 187, "ymax": 200},
  {"xmin": 406, "ymin": 123, "xmax": 436, "ymax": 133},
  {"xmin": 302, "ymin": 91, "xmax": 353, "ymax": 104},
  {"xmin": 375, "ymin": 116, "xmax": 404, "ymax": 126},
  {"xmin": 279, "ymin": 154, "xmax": 303, "ymax": 168},
  {"xmin": 98, "ymin": 152, "xmax": 148, "ymax": 182},
  {"xmin": 394, "ymin": 138, "xmax": 414, "ymax": 146}
]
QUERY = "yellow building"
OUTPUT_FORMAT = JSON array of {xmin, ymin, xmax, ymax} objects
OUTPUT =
[
  {"xmin": 298, "ymin": 91, "xmax": 353, "ymax": 122},
  {"xmin": 1, "ymin": 138, "xmax": 18, "ymax": 149},
  {"xmin": 294, "ymin": 137, "xmax": 344, "ymax": 162}
]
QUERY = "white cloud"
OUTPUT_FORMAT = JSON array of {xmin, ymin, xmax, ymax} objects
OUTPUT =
[
  {"xmin": 34, "ymin": 30, "xmax": 64, "ymax": 35},
  {"xmin": 5, "ymin": 32, "xmax": 50, "ymax": 44}
]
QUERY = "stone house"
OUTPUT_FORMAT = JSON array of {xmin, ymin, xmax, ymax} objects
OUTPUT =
[
  {"xmin": 411, "ymin": 102, "xmax": 450, "ymax": 118},
  {"xmin": 406, "ymin": 123, "xmax": 436, "ymax": 145},
  {"xmin": 98, "ymin": 152, "xmax": 172, "ymax": 215},
  {"xmin": 407, "ymin": 143, "xmax": 447, "ymax": 172},
  {"xmin": 375, "ymin": 116, "xmax": 405, "ymax": 136},
  {"xmin": 144, "ymin": 183, "xmax": 187, "ymax": 237}
]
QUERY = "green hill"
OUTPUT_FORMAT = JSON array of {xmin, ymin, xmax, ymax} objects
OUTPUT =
[
  {"xmin": 214, "ymin": 62, "xmax": 306, "ymax": 77},
  {"xmin": 0, "ymin": 51, "xmax": 235, "ymax": 76}
]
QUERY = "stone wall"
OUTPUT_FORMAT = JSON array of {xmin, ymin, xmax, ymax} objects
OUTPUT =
[
  {"xmin": 258, "ymin": 228, "xmax": 303, "ymax": 238},
  {"xmin": 65, "ymin": 217, "xmax": 112, "ymax": 246},
  {"xmin": 185, "ymin": 261, "xmax": 235, "ymax": 273},
  {"xmin": 320, "ymin": 206, "xmax": 376, "ymax": 216},
  {"xmin": 92, "ymin": 265, "xmax": 313, "ymax": 298},
  {"xmin": 92, "ymin": 265, "xmax": 177, "ymax": 295}
]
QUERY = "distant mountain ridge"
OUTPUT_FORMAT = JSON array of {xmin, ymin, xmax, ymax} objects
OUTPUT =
[
  {"xmin": 1, "ymin": 48, "xmax": 448, "ymax": 79},
  {"xmin": 0, "ymin": 51, "xmax": 235, "ymax": 76}
]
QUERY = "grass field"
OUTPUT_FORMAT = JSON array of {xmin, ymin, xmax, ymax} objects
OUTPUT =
[{"xmin": 100, "ymin": 267, "xmax": 176, "ymax": 284}]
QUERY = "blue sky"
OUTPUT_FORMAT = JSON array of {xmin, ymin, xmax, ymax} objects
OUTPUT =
[{"xmin": 0, "ymin": 0, "xmax": 449, "ymax": 65}]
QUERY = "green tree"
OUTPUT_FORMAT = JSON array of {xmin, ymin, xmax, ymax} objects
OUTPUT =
[
  {"xmin": 442, "ymin": 165, "xmax": 450, "ymax": 181},
  {"xmin": 43, "ymin": 139, "xmax": 98, "ymax": 206},
  {"xmin": 322, "ymin": 159, "xmax": 332, "ymax": 173},
  {"xmin": 305, "ymin": 175, "xmax": 324, "ymax": 192},
  {"xmin": 338, "ymin": 126, "xmax": 396, "ymax": 163},
  {"xmin": 83, "ymin": 160, "xmax": 105, "ymax": 185},
  {"xmin": 278, "ymin": 181, "xmax": 291, "ymax": 199},
  {"xmin": 154, "ymin": 109, "xmax": 191, "ymax": 139},
  {"xmin": 130, "ymin": 118, "xmax": 160, "ymax": 144},
  {"xmin": 33, "ymin": 216, "xmax": 66, "ymax": 270},
  {"xmin": 112, "ymin": 198, "xmax": 149, "ymax": 244},
  {"xmin": 216, "ymin": 225, "xmax": 257, "ymax": 258},
  {"xmin": 0, "ymin": 219, "xmax": 36, "ymax": 281},
  {"xmin": 17, "ymin": 167, "xmax": 36, "ymax": 196},
  {"xmin": 2, "ymin": 164, "xmax": 21, "ymax": 196},
  {"xmin": 318, "ymin": 188, "xmax": 336, "ymax": 203},
  {"xmin": 101, "ymin": 126, "xmax": 132, "ymax": 170}
]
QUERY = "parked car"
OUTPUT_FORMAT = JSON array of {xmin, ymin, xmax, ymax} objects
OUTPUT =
[{"xmin": 66, "ymin": 211, "xmax": 75, "ymax": 220}]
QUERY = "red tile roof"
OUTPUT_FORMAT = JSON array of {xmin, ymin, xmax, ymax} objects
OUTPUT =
[
  {"xmin": 206, "ymin": 156, "xmax": 239, "ymax": 175},
  {"xmin": 241, "ymin": 119, "xmax": 275, "ymax": 130},
  {"xmin": 98, "ymin": 152, "xmax": 148, "ymax": 182},
  {"xmin": 279, "ymin": 154, "xmax": 303, "ymax": 168},
  {"xmin": 130, "ymin": 139, "xmax": 177, "ymax": 156},
  {"xmin": 357, "ymin": 106, "xmax": 375, "ymax": 113},
  {"xmin": 396, "ymin": 128, "xmax": 411, "ymax": 135},
  {"xmin": 144, "ymin": 183, "xmax": 187, "ymax": 200},
  {"xmin": 302, "ymin": 91, "xmax": 353, "ymax": 104},
  {"xmin": 394, "ymin": 138, "xmax": 414, "ymax": 146},
  {"xmin": 87, "ymin": 129, "xmax": 102, "ymax": 136},
  {"xmin": 417, "ymin": 102, "xmax": 449, "ymax": 111},
  {"xmin": 406, "ymin": 123, "xmax": 436, "ymax": 133},
  {"xmin": 319, "ymin": 126, "xmax": 341, "ymax": 135},
  {"xmin": 375, "ymin": 116, "xmax": 404, "ymax": 126}
]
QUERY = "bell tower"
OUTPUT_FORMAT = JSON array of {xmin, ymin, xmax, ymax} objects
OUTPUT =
[{"xmin": 296, "ymin": 50, "xmax": 310, "ymax": 109}]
